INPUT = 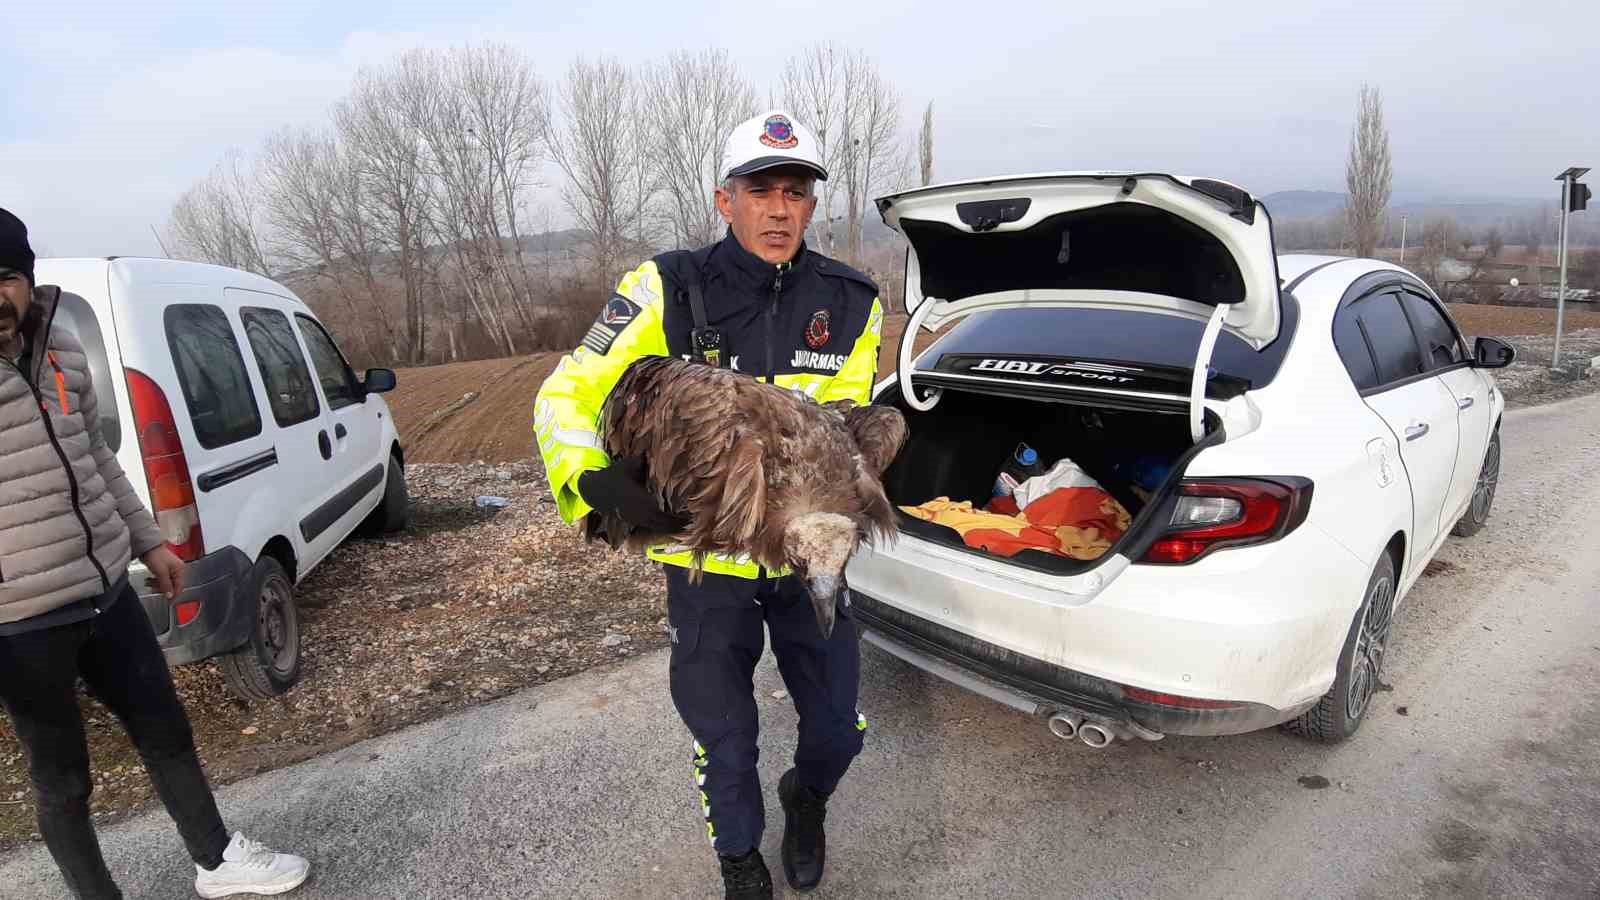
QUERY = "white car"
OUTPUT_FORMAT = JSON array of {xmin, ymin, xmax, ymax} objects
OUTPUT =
[
  {"xmin": 846, "ymin": 172, "xmax": 1513, "ymax": 745},
  {"xmin": 32, "ymin": 257, "xmax": 407, "ymax": 699}
]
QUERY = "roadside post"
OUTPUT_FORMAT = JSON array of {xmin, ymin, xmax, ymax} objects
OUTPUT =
[{"xmin": 1552, "ymin": 166, "xmax": 1590, "ymax": 369}]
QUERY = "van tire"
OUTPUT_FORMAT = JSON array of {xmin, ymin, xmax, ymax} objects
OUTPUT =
[
  {"xmin": 220, "ymin": 557, "xmax": 302, "ymax": 702},
  {"xmin": 363, "ymin": 455, "xmax": 409, "ymax": 535},
  {"xmin": 1280, "ymin": 551, "xmax": 1397, "ymax": 743}
]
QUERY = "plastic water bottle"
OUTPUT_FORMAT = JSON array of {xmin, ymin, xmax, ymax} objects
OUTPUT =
[{"xmin": 993, "ymin": 444, "xmax": 1046, "ymax": 498}]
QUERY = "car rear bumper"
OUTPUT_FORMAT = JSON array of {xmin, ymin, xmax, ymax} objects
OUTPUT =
[
  {"xmin": 851, "ymin": 590, "xmax": 1312, "ymax": 737},
  {"xmin": 845, "ymin": 521, "xmax": 1369, "ymax": 734},
  {"xmin": 132, "ymin": 546, "xmax": 253, "ymax": 666}
]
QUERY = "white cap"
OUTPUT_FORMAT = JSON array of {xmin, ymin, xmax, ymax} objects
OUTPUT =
[{"xmin": 721, "ymin": 110, "xmax": 829, "ymax": 183}]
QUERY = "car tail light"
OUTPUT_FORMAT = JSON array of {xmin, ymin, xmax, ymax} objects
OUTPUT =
[
  {"xmin": 1119, "ymin": 685, "xmax": 1244, "ymax": 710},
  {"xmin": 124, "ymin": 368, "xmax": 205, "ymax": 561},
  {"xmin": 1140, "ymin": 478, "xmax": 1312, "ymax": 565}
]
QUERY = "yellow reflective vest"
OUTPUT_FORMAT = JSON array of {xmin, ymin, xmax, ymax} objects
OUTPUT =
[{"xmin": 534, "ymin": 238, "xmax": 884, "ymax": 579}]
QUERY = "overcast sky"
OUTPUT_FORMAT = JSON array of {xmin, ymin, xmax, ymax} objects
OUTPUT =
[{"xmin": 3, "ymin": 0, "xmax": 1596, "ymax": 257}]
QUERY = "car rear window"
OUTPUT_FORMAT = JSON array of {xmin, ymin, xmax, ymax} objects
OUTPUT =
[
  {"xmin": 164, "ymin": 304, "xmax": 262, "ymax": 449},
  {"xmin": 913, "ymin": 298, "xmax": 1299, "ymax": 393}
]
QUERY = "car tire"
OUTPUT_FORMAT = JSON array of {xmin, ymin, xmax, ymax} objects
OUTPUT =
[
  {"xmin": 1450, "ymin": 429, "xmax": 1500, "ymax": 538},
  {"xmin": 219, "ymin": 556, "xmax": 302, "ymax": 702},
  {"xmin": 1281, "ymin": 551, "xmax": 1398, "ymax": 743},
  {"xmin": 362, "ymin": 453, "xmax": 409, "ymax": 536}
]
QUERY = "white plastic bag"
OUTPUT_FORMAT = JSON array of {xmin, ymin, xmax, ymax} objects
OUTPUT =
[{"xmin": 1012, "ymin": 458, "xmax": 1104, "ymax": 510}]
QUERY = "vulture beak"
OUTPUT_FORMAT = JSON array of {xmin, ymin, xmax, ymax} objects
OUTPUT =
[{"xmin": 804, "ymin": 574, "xmax": 842, "ymax": 640}]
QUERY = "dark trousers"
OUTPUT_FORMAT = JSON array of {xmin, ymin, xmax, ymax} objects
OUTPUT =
[
  {"xmin": 665, "ymin": 567, "xmax": 866, "ymax": 858},
  {"xmin": 0, "ymin": 584, "xmax": 229, "ymax": 900}
]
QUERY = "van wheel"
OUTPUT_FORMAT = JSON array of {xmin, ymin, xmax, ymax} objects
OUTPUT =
[
  {"xmin": 1281, "ymin": 551, "xmax": 1397, "ymax": 743},
  {"xmin": 1451, "ymin": 430, "xmax": 1500, "ymax": 538},
  {"xmin": 362, "ymin": 455, "xmax": 409, "ymax": 536},
  {"xmin": 220, "ymin": 557, "xmax": 302, "ymax": 702}
]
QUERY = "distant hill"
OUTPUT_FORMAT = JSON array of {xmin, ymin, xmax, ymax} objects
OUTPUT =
[
  {"xmin": 1261, "ymin": 190, "xmax": 1347, "ymax": 219},
  {"xmin": 1261, "ymin": 189, "xmax": 1554, "ymax": 229}
]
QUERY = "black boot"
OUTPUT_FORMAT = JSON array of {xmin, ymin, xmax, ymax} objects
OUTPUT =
[
  {"xmin": 779, "ymin": 768, "xmax": 829, "ymax": 891},
  {"xmin": 718, "ymin": 848, "xmax": 773, "ymax": 900}
]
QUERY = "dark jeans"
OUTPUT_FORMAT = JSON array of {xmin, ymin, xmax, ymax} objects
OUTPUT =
[
  {"xmin": 665, "ymin": 567, "xmax": 866, "ymax": 858},
  {"xmin": 0, "ymin": 584, "xmax": 229, "ymax": 900}
]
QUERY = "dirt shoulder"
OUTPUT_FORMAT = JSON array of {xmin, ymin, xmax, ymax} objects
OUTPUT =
[
  {"xmin": 0, "ymin": 462, "xmax": 665, "ymax": 848},
  {"xmin": 2, "ymin": 304, "xmax": 1590, "ymax": 848}
]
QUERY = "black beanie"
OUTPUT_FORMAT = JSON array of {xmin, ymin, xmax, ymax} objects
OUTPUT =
[{"xmin": 0, "ymin": 208, "xmax": 36, "ymax": 286}]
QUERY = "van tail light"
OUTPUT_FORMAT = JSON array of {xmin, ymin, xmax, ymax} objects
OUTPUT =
[
  {"xmin": 124, "ymin": 368, "xmax": 205, "ymax": 562},
  {"xmin": 1140, "ymin": 478, "xmax": 1312, "ymax": 565}
]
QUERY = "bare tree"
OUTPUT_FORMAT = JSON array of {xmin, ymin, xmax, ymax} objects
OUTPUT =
[
  {"xmin": 918, "ymin": 101, "xmax": 934, "ymax": 187},
  {"xmin": 166, "ymin": 151, "xmax": 274, "ymax": 276},
  {"xmin": 644, "ymin": 49, "xmax": 759, "ymax": 249},
  {"xmin": 782, "ymin": 44, "xmax": 904, "ymax": 266},
  {"xmin": 259, "ymin": 126, "xmax": 401, "ymax": 362},
  {"xmin": 548, "ymin": 56, "xmax": 651, "ymax": 286},
  {"xmin": 1485, "ymin": 226, "xmax": 1505, "ymax": 260},
  {"xmin": 1416, "ymin": 217, "xmax": 1459, "ymax": 294},
  {"xmin": 839, "ymin": 54, "xmax": 903, "ymax": 265},
  {"xmin": 781, "ymin": 44, "xmax": 849, "ymax": 258},
  {"xmin": 335, "ymin": 54, "xmax": 438, "ymax": 363},
  {"xmin": 1343, "ymin": 83, "xmax": 1392, "ymax": 258}
]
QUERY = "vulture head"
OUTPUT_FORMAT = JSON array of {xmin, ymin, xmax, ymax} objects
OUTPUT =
[{"xmin": 586, "ymin": 355, "xmax": 908, "ymax": 638}]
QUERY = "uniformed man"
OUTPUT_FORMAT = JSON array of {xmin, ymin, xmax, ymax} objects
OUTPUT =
[{"xmin": 534, "ymin": 110, "xmax": 884, "ymax": 899}]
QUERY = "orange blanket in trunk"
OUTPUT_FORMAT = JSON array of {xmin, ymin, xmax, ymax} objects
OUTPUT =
[{"xmin": 900, "ymin": 488, "xmax": 1132, "ymax": 560}]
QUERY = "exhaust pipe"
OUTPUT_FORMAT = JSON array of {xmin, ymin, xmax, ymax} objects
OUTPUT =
[
  {"xmin": 1047, "ymin": 712, "xmax": 1080, "ymax": 740},
  {"xmin": 1078, "ymin": 722, "xmax": 1114, "ymax": 748}
]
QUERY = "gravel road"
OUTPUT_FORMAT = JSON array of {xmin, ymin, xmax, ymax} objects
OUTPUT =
[{"xmin": 2, "ymin": 394, "xmax": 1596, "ymax": 900}]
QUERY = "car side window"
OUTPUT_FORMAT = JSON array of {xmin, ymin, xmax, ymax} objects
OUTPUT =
[
  {"xmin": 1332, "ymin": 305, "xmax": 1380, "ymax": 391},
  {"xmin": 1356, "ymin": 292, "xmax": 1424, "ymax": 387},
  {"xmin": 163, "ymin": 305, "xmax": 263, "ymax": 449},
  {"xmin": 295, "ymin": 314, "xmax": 360, "ymax": 411},
  {"xmin": 241, "ymin": 307, "xmax": 320, "ymax": 427},
  {"xmin": 1399, "ymin": 291, "xmax": 1466, "ymax": 371}
]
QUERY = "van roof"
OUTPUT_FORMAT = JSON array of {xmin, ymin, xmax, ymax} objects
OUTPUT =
[{"xmin": 35, "ymin": 256, "xmax": 308, "ymax": 307}]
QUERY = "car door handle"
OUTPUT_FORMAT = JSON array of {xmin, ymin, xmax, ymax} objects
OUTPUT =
[
  {"xmin": 1405, "ymin": 422, "xmax": 1430, "ymax": 441},
  {"xmin": 335, "ymin": 423, "xmax": 348, "ymax": 439},
  {"xmin": 1457, "ymin": 396, "xmax": 1475, "ymax": 410},
  {"xmin": 317, "ymin": 430, "xmax": 332, "ymax": 460}
]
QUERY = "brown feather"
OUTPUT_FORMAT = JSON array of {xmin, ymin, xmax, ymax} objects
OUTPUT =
[{"xmin": 586, "ymin": 356, "xmax": 908, "ymax": 578}]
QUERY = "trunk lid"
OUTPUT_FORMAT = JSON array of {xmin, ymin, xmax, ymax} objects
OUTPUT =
[{"xmin": 876, "ymin": 171, "xmax": 1283, "ymax": 348}]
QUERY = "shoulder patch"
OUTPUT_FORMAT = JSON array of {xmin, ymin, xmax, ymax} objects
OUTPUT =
[
  {"xmin": 582, "ymin": 294, "xmax": 641, "ymax": 355},
  {"xmin": 602, "ymin": 293, "xmax": 641, "ymax": 326}
]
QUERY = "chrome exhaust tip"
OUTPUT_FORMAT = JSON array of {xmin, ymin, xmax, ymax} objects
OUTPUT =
[
  {"xmin": 1047, "ymin": 712, "xmax": 1081, "ymax": 740},
  {"xmin": 1078, "ymin": 722, "xmax": 1114, "ymax": 748}
]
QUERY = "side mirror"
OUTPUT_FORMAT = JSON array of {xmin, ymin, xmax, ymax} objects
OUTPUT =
[
  {"xmin": 1472, "ymin": 337, "xmax": 1515, "ymax": 369},
  {"xmin": 362, "ymin": 368, "xmax": 397, "ymax": 395}
]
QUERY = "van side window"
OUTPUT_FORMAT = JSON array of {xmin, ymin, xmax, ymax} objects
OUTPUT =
[
  {"xmin": 52, "ymin": 291, "xmax": 121, "ymax": 452},
  {"xmin": 241, "ymin": 307, "xmax": 320, "ymax": 427},
  {"xmin": 163, "ymin": 305, "xmax": 263, "ymax": 449},
  {"xmin": 295, "ymin": 315, "xmax": 359, "ymax": 411}
]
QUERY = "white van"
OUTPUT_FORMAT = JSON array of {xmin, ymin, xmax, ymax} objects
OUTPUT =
[{"xmin": 32, "ymin": 256, "xmax": 407, "ymax": 700}]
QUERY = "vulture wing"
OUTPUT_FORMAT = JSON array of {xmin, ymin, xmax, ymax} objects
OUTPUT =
[
  {"xmin": 592, "ymin": 356, "xmax": 774, "ymax": 565},
  {"xmin": 825, "ymin": 400, "xmax": 909, "ymax": 476}
]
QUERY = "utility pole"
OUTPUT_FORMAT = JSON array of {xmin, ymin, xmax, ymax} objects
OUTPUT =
[
  {"xmin": 1553, "ymin": 166, "xmax": 1591, "ymax": 369},
  {"xmin": 1399, "ymin": 214, "xmax": 1408, "ymax": 262}
]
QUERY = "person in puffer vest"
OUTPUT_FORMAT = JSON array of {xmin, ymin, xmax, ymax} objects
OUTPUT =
[{"xmin": 0, "ymin": 208, "xmax": 310, "ymax": 900}]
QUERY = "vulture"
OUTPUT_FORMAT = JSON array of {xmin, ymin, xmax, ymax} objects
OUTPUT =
[{"xmin": 586, "ymin": 355, "xmax": 909, "ymax": 638}]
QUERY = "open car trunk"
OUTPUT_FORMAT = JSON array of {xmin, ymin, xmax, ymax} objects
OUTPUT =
[{"xmin": 876, "ymin": 381, "xmax": 1221, "ymax": 575}]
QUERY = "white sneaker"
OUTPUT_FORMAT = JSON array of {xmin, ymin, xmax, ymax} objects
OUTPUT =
[{"xmin": 193, "ymin": 832, "xmax": 311, "ymax": 898}]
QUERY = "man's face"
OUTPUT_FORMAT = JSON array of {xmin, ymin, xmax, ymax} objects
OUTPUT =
[
  {"xmin": 716, "ymin": 169, "xmax": 818, "ymax": 265},
  {"xmin": 0, "ymin": 270, "xmax": 30, "ymax": 347}
]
